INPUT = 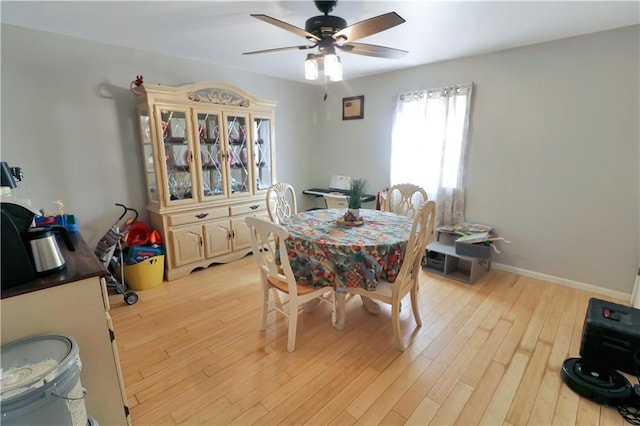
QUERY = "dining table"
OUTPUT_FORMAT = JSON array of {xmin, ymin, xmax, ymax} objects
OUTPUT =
[{"xmin": 280, "ymin": 208, "xmax": 413, "ymax": 330}]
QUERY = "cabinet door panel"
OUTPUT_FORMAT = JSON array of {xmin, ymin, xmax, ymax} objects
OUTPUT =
[
  {"xmin": 193, "ymin": 110, "xmax": 227, "ymax": 201},
  {"xmin": 224, "ymin": 112, "xmax": 251, "ymax": 198},
  {"xmin": 252, "ymin": 116, "xmax": 274, "ymax": 193},
  {"xmin": 204, "ymin": 220, "xmax": 232, "ymax": 258},
  {"xmin": 156, "ymin": 106, "xmax": 198, "ymax": 205},
  {"xmin": 232, "ymin": 212, "xmax": 268, "ymax": 251},
  {"xmin": 170, "ymin": 225, "xmax": 203, "ymax": 267},
  {"xmin": 231, "ymin": 217, "xmax": 252, "ymax": 252},
  {"xmin": 138, "ymin": 108, "xmax": 160, "ymax": 205}
]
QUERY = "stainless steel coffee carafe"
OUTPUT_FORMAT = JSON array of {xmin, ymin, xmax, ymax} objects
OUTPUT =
[{"xmin": 25, "ymin": 226, "xmax": 74, "ymax": 274}]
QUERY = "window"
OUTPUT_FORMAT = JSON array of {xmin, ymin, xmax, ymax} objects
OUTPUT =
[{"xmin": 390, "ymin": 83, "xmax": 473, "ymax": 225}]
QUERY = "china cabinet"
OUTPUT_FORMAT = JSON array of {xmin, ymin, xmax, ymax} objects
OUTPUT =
[{"xmin": 134, "ymin": 82, "xmax": 275, "ymax": 280}]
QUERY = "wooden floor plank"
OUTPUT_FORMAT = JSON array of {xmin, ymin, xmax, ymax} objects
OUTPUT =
[
  {"xmin": 304, "ymin": 367, "xmax": 380, "ymax": 426},
  {"xmin": 426, "ymin": 328, "xmax": 489, "ymax": 404},
  {"xmin": 428, "ymin": 381, "xmax": 474, "ymax": 425},
  {"xmin": 547, "ymin": 288, "xmax": 580, "ymax": 372},
  {"xmin": 354, "ymin": 355, "xmax": 432, "ymax": 425},
  {"xmin": 328, "ymin": 411, "xmax": 357, "ymax": 426},
  {"xmin": 506, "ymin": 342, "xmax": 552, "ymax": 425},
  {"xmin": 538, "ymin": 285, "xmax": 570, "ymax": 344},
  {"xmin": 553, "ymin": 383, "xmax": 581, "ymax": 425},
  {"xmin": 576, "ymin": 397, "xmax": 601, "ymax": 426},
  {"xmin": 380, "ymin": 409, "xmax": 407, "ymax": 426},
  {"xmin": 518, "ymin": 282, "xmax": 555, "ymax": 352},
  {"xmin": 479, "ymin": 350, "xmax": 530, "ymax": 425},
  {"xmin": 493, "ymin": 305, "xmax": 534, "ymax": 365},
  {"xmin": 599, "ymin": 405, "xmax": 624, "ymax": 426},
  {"xmin": 460, "ymin": 318, "xmax": 511, "ymax": 386},
  {"xmin": 455, "ymin": 361, "xmax": 506, "ymax": 425},
  {"xmin": 392, "ymin": 328, "xmax": 471, "ymax": 418},
  {"xmin": 229, "ymin": 403, "xmax": 269, "ymax": 425},
  {"xmin": 479, "ymin": 273, "xmax": 523, "ymax": 330},
  {"xmin": 529, "ymin": 369, "xmax": 563, "ymax": 426},
  {"xmin": 402, "ymin": 396, "xmax": 440, "ymax": 426}
]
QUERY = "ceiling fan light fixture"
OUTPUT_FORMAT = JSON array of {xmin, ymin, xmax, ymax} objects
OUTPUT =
[
  {"xmin": 324, "ymin": 53, "xmax": 340, "ymax": 79},
  {"xmin": 329, "ymin": 56, "xmax": 343, "ymax": 81},
  {"xmin": 305, "ymin": 54, "xmax": 319, "ymax": 80}
]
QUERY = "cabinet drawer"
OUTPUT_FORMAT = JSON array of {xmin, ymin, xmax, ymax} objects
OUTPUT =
[
  {"xmin": 169, "ymin": 207, "xmax": 229, "ymax": 226},
  {"xmin": 230, "ymin": 201, "xmax": 266, "ymax": 216}
]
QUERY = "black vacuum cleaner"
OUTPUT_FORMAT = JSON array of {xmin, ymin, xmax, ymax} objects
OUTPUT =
[{"xmin": 561, "ymin": 298, "xmax": 640, "ymax": 423}]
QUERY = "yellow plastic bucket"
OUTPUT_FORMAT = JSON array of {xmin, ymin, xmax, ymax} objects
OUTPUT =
[{"xmin": 123, "ymin": 255, "xmax": 164, "ymax": 291}]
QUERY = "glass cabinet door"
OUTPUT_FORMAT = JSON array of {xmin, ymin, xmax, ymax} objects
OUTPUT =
[
  {"xmin": 138, "ymin": 109, "xmax": 159, "ymax": 204},
  {"xmin": 157, "ymin": 107, "xmax": 196, "ymax": 204},
  {"xmin": 195, "ymin": 111, "xmax": 225, "ymax": 200},
  {"xmin": 224, "ymin": 113, "xmax": 251, "ymax": 197},
  {"xmin": 253, "ymin": 117, "xmax": 273, "ymax": 192}
]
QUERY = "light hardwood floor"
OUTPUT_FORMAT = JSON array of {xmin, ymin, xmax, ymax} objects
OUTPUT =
[{"xmin": 109, "ymin": 255, "xmax": 628, "ymax": 425}]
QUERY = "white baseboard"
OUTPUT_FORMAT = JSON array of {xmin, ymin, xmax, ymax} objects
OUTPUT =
[{"xmin": 492, "ymin": 262, "xmax": 632, "ymax": 302}]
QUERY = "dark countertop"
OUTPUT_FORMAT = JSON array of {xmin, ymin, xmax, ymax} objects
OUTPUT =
[{"xmin": 1, "ymin": 232, "xmax": 107, "ymax": 299}]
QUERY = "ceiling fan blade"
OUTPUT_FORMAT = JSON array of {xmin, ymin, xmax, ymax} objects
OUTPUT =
[
  {"xmin": 333, "ymin": 12, "xmax": 405, "ymax": 43},
  {"xmin": 242, "ymin": 45, "xmax": 315, "ymax": 55},
  {"xmin": 337, "ymin": 42, "xmax": 408, "ymax": 59},
  {"xmin": 251, "ymin": 14, "xmax": 320, "ymax": 42}
]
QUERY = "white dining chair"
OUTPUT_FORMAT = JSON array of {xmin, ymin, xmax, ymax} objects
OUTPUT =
[
  {"xmin": 245, "ymin": 216, "xmax": 333, "ymax": 352},
  {"xmin": 323, "ymin": 193, "xmax": 349, "ymax": 209},
  {"xmin": 385, "ymin": 183, "xmax": 428, "ymax": 218},
  {"xmin": 266, "ymin": 182, "xmax": 297, "ymax": 224},
  {"xmin": 345, "ymin": 200, "xmax": 436, "ymax": 351}
]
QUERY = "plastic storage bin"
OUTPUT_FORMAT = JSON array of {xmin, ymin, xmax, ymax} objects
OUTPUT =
[
  {"xmin": 125, "ymin": 245, "xmax": 165, "ymax": 264},
  {"xmin": 122, "ymin": 255, "xmax": 164, "ymax": 291},
  {"xmin": 425, "ymin": 250, "xmax": 446, "ymax": 272},
  {"xmin": 455, "ymin": 241, "xmax": 492, "ymax": 259},
  {"xmin": 35, "ymin": 214, "xmax": 79, "ymax": 232}
]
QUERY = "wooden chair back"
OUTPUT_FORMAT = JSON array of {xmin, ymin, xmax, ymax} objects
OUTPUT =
[
  {"xmin": 393, "ymin": 200, "xmax": 436, "ymax": 298},
  {"xmin": 266, "ymin": 182, "xmax": 297, "ymax": 224},
  {"xmin": 385, "ymin": 183, "xmax": 428, "ymax": 218}
]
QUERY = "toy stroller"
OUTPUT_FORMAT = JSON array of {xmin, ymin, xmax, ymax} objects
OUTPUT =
[{"xmin": 94, "ymin": 203, "xmax": 139, "ymax": 305}]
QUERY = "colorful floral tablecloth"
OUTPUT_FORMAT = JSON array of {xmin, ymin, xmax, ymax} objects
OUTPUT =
[{"xmin": 280, "ymin": 209, "xmax": 413, "ymax": 292}]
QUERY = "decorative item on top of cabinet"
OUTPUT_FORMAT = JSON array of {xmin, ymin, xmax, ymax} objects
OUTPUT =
[{"xmin": 133, "ymin": 81, "xmax": 276, "ymax": 280}]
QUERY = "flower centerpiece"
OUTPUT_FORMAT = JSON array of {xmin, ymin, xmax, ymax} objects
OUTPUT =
[{"xmin": 345, "ymin": 178, "xmax": 367, "ymax": 222}]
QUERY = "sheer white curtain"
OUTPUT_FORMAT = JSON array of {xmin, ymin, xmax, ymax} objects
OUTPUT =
[{"xmin": 390, "ymin": 83, "xmax": 473, "ymax": 226}]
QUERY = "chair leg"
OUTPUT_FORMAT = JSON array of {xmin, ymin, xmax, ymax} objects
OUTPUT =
[
  {"xmin": 410, "ymin": 286, "xmax": 422, "ymax": 327},
  {"xmin": 391, "ymin": 302, "xmax": 405, "ymax": 352},
  {"xmin": 287, "ymin": 305, "xmax": 298, "ymax": 352},
  {"xmin": 261, "ymin": 284, "xmax": 270, "ymax": 331},
  {"xmin": 333, "ymin": 292, "xmax": 346, "ymax": 331}
]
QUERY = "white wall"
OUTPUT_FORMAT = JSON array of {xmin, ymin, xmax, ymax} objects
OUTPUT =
[
  {"xmin": 2, "ymin": 23, "xmax": 638, "ymax": 296},
  {"xmin": 0, "ymin": 24, "xmax": 322, "ymax": 246},
  {"xmin": 316, "ymin": 25, "xmax": 640, "ymax": 295}
]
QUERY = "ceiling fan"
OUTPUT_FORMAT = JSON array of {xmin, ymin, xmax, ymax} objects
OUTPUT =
[{"xmin": 243, "ymin": 0, "xmax": 408, "ymax": 81}]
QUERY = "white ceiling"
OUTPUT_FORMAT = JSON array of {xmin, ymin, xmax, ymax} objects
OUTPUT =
[{"xmin": 2, "ymin": 1, "xmax": 639, "ymax": 84}]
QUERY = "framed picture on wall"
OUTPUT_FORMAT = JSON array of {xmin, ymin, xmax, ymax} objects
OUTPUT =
[{"xmin": 342, "ymin": 95, "xmax": 364, "ymax": 120}]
